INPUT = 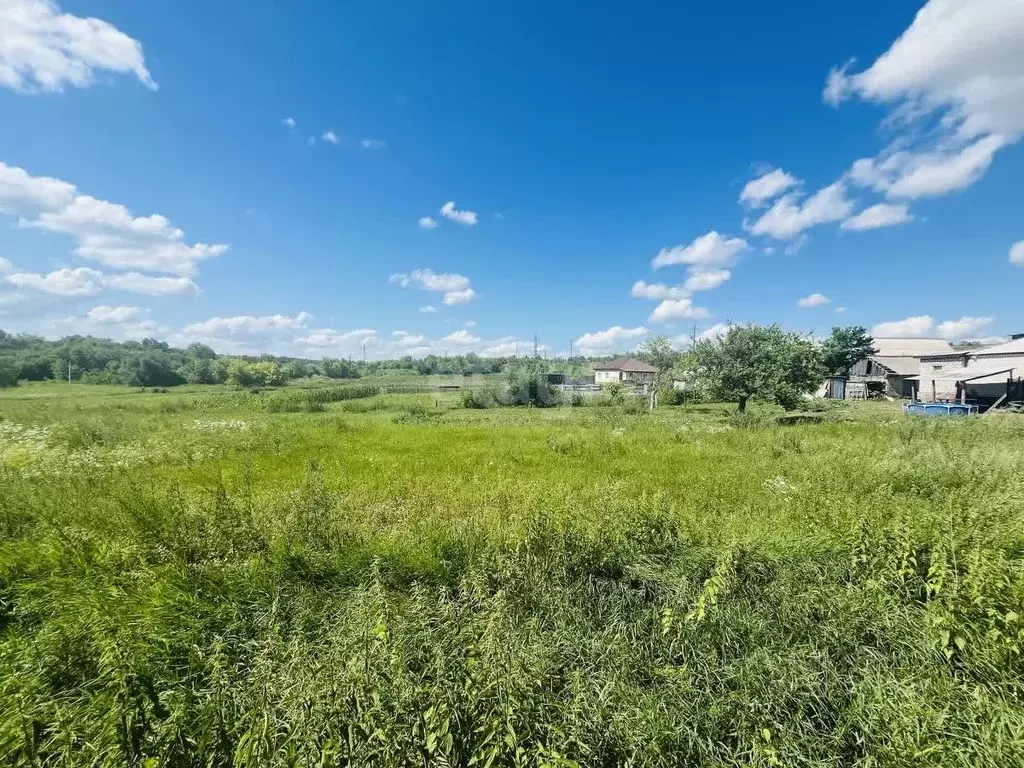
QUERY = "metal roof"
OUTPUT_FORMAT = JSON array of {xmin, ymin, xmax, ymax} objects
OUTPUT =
[
  {"xmin": 870, "ymin": 356, "xmax": 922, "ymax": 376},
  {"xmin": 593, "ymin": 357, "xmax": 659, "ymax": 372},
  {"xmin": 974, "ymin": 337, "xmax": 1024, "ymax": 356},
  {"xmin": 921, "ymin": 361, "xmax": 1021, "ymax": 386},
  {"xmin": 871, "ymin": 338, "xmax": 955, "ymax": 356}
]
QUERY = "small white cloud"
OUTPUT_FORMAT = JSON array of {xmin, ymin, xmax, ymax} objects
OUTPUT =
[
  {"xmin": 684, "ymin": 269, "xmax": 731, "ymax": 291},
  {"xmin": 841, "ymin": 202, "xmax": 913, "ymax": 231},
  {"xmin": 746, "ymin": 181, "xmax": 855, "ymax": 240},
  {"xmin": 835, "ymin": 306, "xmax": 847, "ymax": 313},
  {"xmin": 299, "ymin": 328, "xmax": 377, "ymax": 351},
  {"xmin": 630, "ymin": 280, "xmax": 690, "ymax": 300},
  {"xmin": 1009, "ymin": 240, "xmax": 1024, "ymax": 265},
  {"xmin": 85, "ymin": 305, "xmax": 143, "ymax": 324},
  {"xmin": 6, "ymin": 266, "xmax": 105, "ymax": 296},
  {"xmin": 307, "ymin": 136, "xmax": 316, "ymax": 146},
  {"xmin": 360, "ymin": 139, "xmax": 386, "ymax": 150},
  {"xmin": 184, "ymin": 311, "xmax": 312, "ymax": 336},
  {"xmin": 417, "ymin": 216, "xmax": 439, "ymax": 229},
  {"xmin": 871, "ymin": 315, "xmax": 934, "ymax": 338},
  {"xmin": 652, "ymin": 231, "xmax": 748, "ymax": 270},
  {"xmin": 282, "ymin": 116, "xmax": 296, "ymax": 129},
  {"xmin": 443, "ymin": 288, "xmax": 476, "ymax": 305},
  {"xmin": 442, "ymin": 329, "xmax": 480, "ymax": 345},
  {"xmin": 797, "ymin": 292, "xmax": 830, "ymax": 308},
  {"xmin": 0, "ymin": 0, "xmax": 157, "ymax": 93},
  {"xmin": 104, "ymin": 272, "xmax": 199, "ymax": 296},
  {"xmin": 464, "ymin": 320, "xmax": 476, "ymax": 327},
  {"xmin": 936, "ymin": 316, "xmax": 995, "ymax": 341},
  {"xmin": 439, "ymin": 200, "xmax": 478, "ymax": 226},
  {"xmin": 697, "ymin": 322, "xmax": 731, "ymax": 342},
  {"xmin": 0, "ymin": 257, "xmax": 12, "ymax": 273},
  {"xmin": 321, "ymin": 130, "xmax": 340, "ymax": 144},
  {"xmin": 575, "ymin": 325, "xmax": 648, "ymax": 355},
  {"xmin": 739, "ymin": 168, "xmax": 801, "ymax": 207},
  {"xmin": 418, "ymin": 305, "xmax": 437, "ymax": 313},
  {"xmin": 649, "ymin": 298, "xmax": 710, "ymax": 323}
]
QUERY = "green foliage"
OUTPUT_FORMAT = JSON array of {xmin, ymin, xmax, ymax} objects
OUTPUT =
[
  {"xmin": 0, "ymin": 386, "xmax": 1023, "ymax": 765},
  {"xmin": 694, "ymin": 323, "xmax": 826, "ymax": 411},
  {"xmin": 2, "ymin": 386, "xmax": 1024, "ymax": 765},
  {"xmin": 822, "ymin": 325, "xmax": 877, "ymax": 375},
  {"xmin": 0, "ymin": 359, "xmax": 18, "ymax": 387},
  {"xmin": 638, "ymin": 334, "xmax": 679, "ymax": 386}
]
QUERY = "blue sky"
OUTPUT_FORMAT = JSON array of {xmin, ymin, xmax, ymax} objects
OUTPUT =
[{"xmin": 0, "ymin": 0, "xmax": 1021, "ymax": 358}]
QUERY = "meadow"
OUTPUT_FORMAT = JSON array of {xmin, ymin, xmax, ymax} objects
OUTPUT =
[{"xmin": 1, "ymin": 381, "xmax": 1023, "ymax": 767}]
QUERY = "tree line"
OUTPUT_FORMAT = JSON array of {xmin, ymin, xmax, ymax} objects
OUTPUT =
[{"xmin": 0, "ymin": 331, "xmax": 362, "ymax": 388}]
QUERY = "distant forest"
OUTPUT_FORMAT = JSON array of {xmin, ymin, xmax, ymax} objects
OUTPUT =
[{"xmin": 0, "ymin": 330, "xmax": 593, "ymax": 388}]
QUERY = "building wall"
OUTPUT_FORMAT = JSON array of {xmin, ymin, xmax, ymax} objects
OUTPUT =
[{"xmin": 595, "ymin": 370, "xmax": 622, "ymax": 384}]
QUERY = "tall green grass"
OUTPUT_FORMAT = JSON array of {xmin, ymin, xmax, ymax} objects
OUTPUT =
[{"xmin": 1, "ymin": 384, "xmax": 1023, "ymax": 765}]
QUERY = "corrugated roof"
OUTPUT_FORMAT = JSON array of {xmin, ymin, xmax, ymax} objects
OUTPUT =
[
  {"xmin": 921, "ymin": 361, "xmax": 1021, "ymax": 386},
  {"xmin": 593, "ymin": 357, "xmax": 658, "ymax": 372},
  {"xmin": 872, "ymin": 338, "xmax": 955, "ymax": 356},
  {"xmin": 870, "ymin": 356, "xmax": 921, "ymax": 376},
  {"xmin": 974, "ymin": 337, "xmax": 1024, "ymax": 356}
]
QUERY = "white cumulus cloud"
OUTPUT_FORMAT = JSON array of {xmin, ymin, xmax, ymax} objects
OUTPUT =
[
  {"xmin": 282, "ymin": 116, "xmax": 296, "ymax": 129},
  {"xmin": 575, "ymin": 325, "xmax": 648, "ymax": 356},
  {"xmin": 840, "ymin": 202, "xmax": 913, "ymax": 231},
  {"xmin": 1011, "ymin": 240, "xmax": 1024, "ymax": 265},
  {"xmin": 0, "ymin": 161, "xmax": 226, "ymax": 278},
  {"xmin": 739, "ymin": 168, "xmax": 800, "ymax": 207},
  {"xmin": 649, "ymin": 298, "xmax": 710, "ymax": 323},
  {"xmin": 5, "ymin": 266, "xmax": 104, "ymax": 296},
  {"xmin": 417, "ymin": 216, "xmax": 439, "ymax": 229},
  {"xmin": 871, "ymin": 315, "xmax": 935, "ymax": 338},
  {"xmin": 0, "ymin": 0, "xmax": 156, "ymax": 93},
  {"xmin": 746, "ymin": 182, "xmax": 855, "ymax": 240},
  {"xmin": 797, "ymin": 292, "xmax": 830, "ymax": 308},
  {"xmin": 390, "ymin": 268, "xmax": 477, "ymax": 305},
  {"xmin": 936, "ymin": 316, "xmax": 995, "ymax": 341},
  {"xmin": 441, "ymin": 329, "xmax": 480, "ymax": 345},
  {"xmin": 652, "ymin": 231, "xmax": 748, "ymax": 270},
  {"xmin": 320, "ymin": 130, "xmax": 340, "ymax": 144},
  {"xmin": 360, "ymin": 139, "xmax": 386, "ymax": 150},
  {"xmin": 827, "ymin": 0, "xmax": 1024, "ymax": 199},
  {"xmin": 439, "ymin": 200, "xmax": 478, "ymax": 226},
  {"xmin": 184, "ymin": 311, "xmax": 312, "ymax": 337},
  {"xmin": 630, "ymin": 280, "xmax": 689, "ymax": 300}
]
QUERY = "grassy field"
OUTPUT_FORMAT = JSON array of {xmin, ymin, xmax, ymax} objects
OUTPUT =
[{"xmin": 1, "ymin": 381, "xmax": 1023, "ymax": 766}]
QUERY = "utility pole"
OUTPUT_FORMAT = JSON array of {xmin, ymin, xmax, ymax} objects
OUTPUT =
[
  {"xmin": 362, "ymin": 342, "xmax": 366, "ymax": 363},
  {"xmin": 533, "ymin": 334, "xmax": 538, "ymax": 359},
  {"xmin": 68, "ymin": 359, "xmax": 72, "ymax": 383}
]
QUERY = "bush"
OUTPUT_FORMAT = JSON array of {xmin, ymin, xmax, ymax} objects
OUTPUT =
[
  {"xmin": 461, "ymin": 388, "xmax": 496, "ymax": 409},
  {"xmin": 658, "ymin": 386, "xmax": 687, "ymax": 406}
]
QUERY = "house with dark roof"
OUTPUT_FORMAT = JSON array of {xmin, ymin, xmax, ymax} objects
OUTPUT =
[{"xmin": 593, "ymin": 357, "xmax": 658, "ymax": 385}]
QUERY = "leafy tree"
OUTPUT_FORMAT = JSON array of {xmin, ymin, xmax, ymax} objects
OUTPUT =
[
  {"xmin": 821, "ymin": 326, "xmax": 876, "ymax": 376},
  {"xmin": 187, "ymin": 342, "xmax": 217, "ymax": 360},
  {"xmin": 639, "ymin": 335, "xmax": 679, "ymax": 387},
  {"xmin": 693, "ymin": 324, "xmax": 825, "ymax": 412},
  {"xmin": 0, "ymin": 359, "xmax": 18, "ymax": 388}
]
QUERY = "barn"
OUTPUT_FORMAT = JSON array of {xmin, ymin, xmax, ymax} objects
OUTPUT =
[{"xmin": 843, "ymin": 338, "xmax": 954, "ymax": 399}]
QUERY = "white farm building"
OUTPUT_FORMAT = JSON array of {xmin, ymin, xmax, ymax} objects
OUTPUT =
[{"xmin": 593, "ymin": 358, "xmax": 658, "ymax": 385}]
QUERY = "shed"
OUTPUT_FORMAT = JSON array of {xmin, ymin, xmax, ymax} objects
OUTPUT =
[
  {"xmin": 593, "ymin": 358, "xmax": 658, "ymax": 385},
  {"xmin": 842, "ymin": 338, "xmax": 955, "ymax": 399}
]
